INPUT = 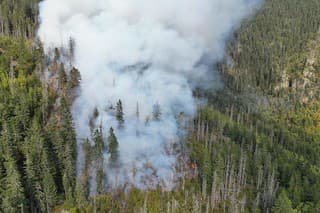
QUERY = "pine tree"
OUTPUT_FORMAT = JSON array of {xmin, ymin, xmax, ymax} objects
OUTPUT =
[
  {"xmin": 272, "ymin": 190, "xmax": 296, "ymax": 213},
  {"xmin": 60, "ymin": 99, "xmax": 77, "ymax": 205},
  {"xmin": 93, "ymin": 126, "xmax": 104, "ymax": 155},
  {"xmin": 108, "ymin": 127, "xmax": 119, "ymax": 168},
  {"xmin": 75, "ymin": 176, "xmax": 89, "ymax": 208},
  {"xmin": 81, "ymin": 138, "xmax": 92, "ymax": 200},
  {"xmin": 24, "ymin": 119, "xmax": 46, "ymax": 212},
  {"xmin": 89, "ymin": 107, "xmax": 99, "ymax": 131},
  {"xmin": 68, "ymin": 37, "xmax": 75, "ymax": 63},
  {"xmin": 58, "ymin": 63, "xmax": 67, "ymax": 88},
  {"xmin": 116, "ymin": 100, "xmax": 124, "ymax": 128},
  {"xmin": 40, "ymin": 149, "xmax": 57, "ymax": 212},
  {"xmin": 63, "ymin": 144, "xmax": 76, "ymax": 205},
  {"xmin": 2, "ymin": 155, "xmax": 25, "ymax": 212},
  {"xmin": 93, "ymin": 125, "xmax": 106, "ymax": 194},
  {"xmin": 96, "ymin": 167, "xmax": 105, "ymax": 195}
]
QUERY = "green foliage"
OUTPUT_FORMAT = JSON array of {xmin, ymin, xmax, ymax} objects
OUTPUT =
[
  {"xmin": 47, "ymin": 0, "xmax": 320, "ymax": 211},
  {"xmin": 273, "ymin": 190, "xmax": 296, "ymax": 213},
  {"xmin": 0, "ymin": 0, "xmax": 40, "ymax": 38},
  {"xmin": 59, "ymin": 63, "xmax": 67, "ymax": 87},
  {"xmin": 230, "ymin": 0, "xmax": 320, "ymax": 93},
  {"xmin": 206, "ymin": 0, "xmax": 320, "ymax": 210},
  {"xmin": 0, "ymin": 37, "xmax": 77, "ymax": 211},
  {"xmin": 1, "ymin": 0, "xmax": 320, "ymax": 212},
  {"xmin": 2, "ymin": 155, "xmax": 25, "ymax": 212}
]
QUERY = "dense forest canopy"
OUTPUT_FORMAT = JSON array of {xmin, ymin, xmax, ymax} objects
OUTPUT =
[{"xmin": 0, "ymin": 0, "xmax": 320, "ymax": 212}]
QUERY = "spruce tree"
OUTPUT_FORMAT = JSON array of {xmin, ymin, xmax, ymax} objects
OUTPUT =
[
  {"xmin": 2, "ymin": 155, "xmax": 25, "ymax": 212},
  {"xmin": 40, "ymin": 150, "xmax": 57, "ymax": 212},
  {"xmin": 58, "ymin": 63, "xmax": 67, "ymax": 87},
  {"xmin": 96, "ymin": 167, "xmax": 105, "ymax": 195},
  {"xmin": 75, "ymin": 177, "xmax": 89, "ymax": 208},
  {"xmin": 116, "ymin": 100, "xmax": 124, "ymax": 128},
  {"xmin": 68, "ymin": 37, "xmax": 75, "ymax": 63},
  {"xmin": 272, "ymin": 190, "xmax": 296, "ymax": 213},
  {"xmin": 93, "ymin": 126, "xmax": 104, "ymax": 155},
  {"xmin": 24, "ymin": 119, "xmax": 45, "ymax": 211},
  {"xmin": 108, "ymin": 127, "xmax": 119, "ymax": 168},
  {"xmin": 60, "ymin": 99, "xmax": 77, "ymax": 205}
]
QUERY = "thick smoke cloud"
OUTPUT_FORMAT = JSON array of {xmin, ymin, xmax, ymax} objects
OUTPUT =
[{"xmin": 38, "ymin": 0, "xmax": 261, "ymax": 190}]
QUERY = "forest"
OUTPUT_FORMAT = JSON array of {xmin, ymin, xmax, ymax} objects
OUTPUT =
[{"xmin": 0, "ymin": 0, "xmax": 320, "ymax": 212}]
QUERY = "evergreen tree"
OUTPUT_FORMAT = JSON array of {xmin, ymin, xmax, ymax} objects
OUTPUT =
[
  {"xmin": 93, "ymin": 126, "xmax": 105, "ymax": 195},
  {"xmin": 108, "ymin": 127, "xmax": 119, "ymax": 168},
  {"xmin": 2, "ymin": 155, "xmax": 25, "ymax": 212},
  {"xmin": 89, "ymin": 107, "xmax": 100, "ymax": 131},
  {"xmin": 58, "ymin": 63, "xmax": 67, "ymax": 87},
  {"xmin": 24, "ymin": 125, "xmax": 42, "ymax": 211},
  {"xmin": 116, "ymin": 100, "xmax": 124, "ymax": 128},
  {"xmin": 40, "ymin": 150, "xmax": 57, "ymax": 212},
  {"xmin": 272, "ymin": 190, "xmax": 296, "ymax": 213},
  {"xmin": 81, "ymin": 138, "xmax": 92, "ymax": 199},
  {"xmin": 93, "ymin": 126, "xmax": 104, "ymax": 155},
  {"xmin": 60, "ymin": 99, "xmax": 77, "ymax": 205},
  {"xmin": 96, "ymin": 167, "xmax": 105, "ymax": 195},
  {"xmin": 68, "ymin": 37, "xmax": 75, "ymax": 63},
  {"xmin": 75, "ymin": 176, "xmax": 89, "ymax": 208}
]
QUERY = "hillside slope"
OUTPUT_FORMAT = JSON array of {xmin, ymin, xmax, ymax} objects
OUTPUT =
[{"xmin": 0, "ymin": 0, "xmax": 320, "ymax": 212}]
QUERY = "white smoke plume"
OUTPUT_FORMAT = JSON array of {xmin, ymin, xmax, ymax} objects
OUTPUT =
[{"xmin": 38, "ymin": 0, "xmax": 261, "ymax": 190}]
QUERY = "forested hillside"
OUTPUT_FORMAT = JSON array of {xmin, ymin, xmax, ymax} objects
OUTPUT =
[
  {"xmin": 0, "ymin": 0, "xmax": 320, "ymax": 212},
  {"xmin": 0, "ymin": 1, "xmax": 79, "ymax": 212},
  {"xmin": 0, "ymin": 0, "xmax": 39, "ymax": 38}
]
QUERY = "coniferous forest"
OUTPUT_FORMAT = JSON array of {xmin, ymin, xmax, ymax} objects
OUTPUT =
[{"xmin": 1, "ymin": 0, "xmax": 320, "ymax": 212}]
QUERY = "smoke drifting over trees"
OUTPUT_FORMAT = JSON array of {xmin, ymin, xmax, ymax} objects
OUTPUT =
[{"xmin": 38, "ymin": 0, "xmax": 261, "ymax": 190}]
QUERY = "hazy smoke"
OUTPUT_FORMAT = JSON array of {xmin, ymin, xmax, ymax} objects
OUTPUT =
[{"xmin": 38, "ymin": 0, "xmax": 261, "ymax": 190}]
